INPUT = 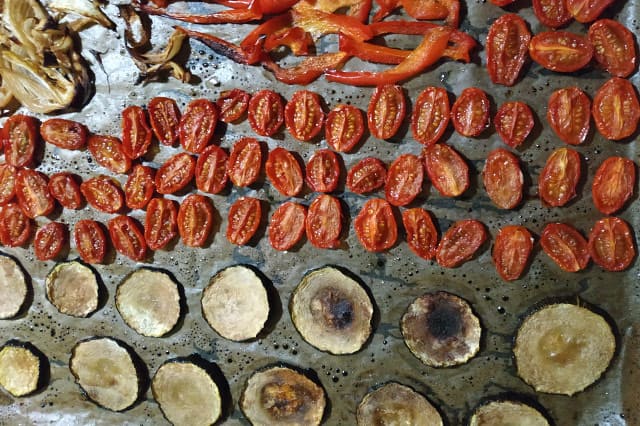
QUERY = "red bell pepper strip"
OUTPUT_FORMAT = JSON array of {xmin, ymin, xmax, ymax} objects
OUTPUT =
[
  {"xmin": 177, "ymin": 27, "xmax": 264, "ymax": 65},
  {"xmin": 309, "ymin": 0, "xmax": 372, "ymax": 22},
  {"xmin": 264, "ymin": 26, "xmax": 314, "ymax": 55},
  {"xmin": 262, "ymin": 52, "xmax": 350, "ymax": 85},
  {"xmin": 240, "ymin": 13, "xmax": 293, "ymax": 50},
  {"xmin": 372, "ymin": 0, "xmax": 400, "ymax": 22},
  {"xmin": 291, "ymin": 1, "xmax": 373, "ymax": 41},
  {"xmin": 402, "ymin": 0, "xmax": 460, "ymax": 27},
  {"xmin": 138, "ymin": 2, "xmax": 262, "ymax": 23}
]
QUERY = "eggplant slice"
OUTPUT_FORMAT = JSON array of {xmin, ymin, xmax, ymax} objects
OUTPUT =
[
  {"xmin": 152, "ymin": 359, "xmax": 222, "ymax": 426},
  {"xmin": 201, "ymin": 265, "xmax": 270, "ymax": 342},
  {"xmin": 0, "ymin": 254, "xmax": 28, "ymax": 319},
  {"xmin": 357, "ymin": 382, "xmax": 443, "ymax": 426},
  {"xmin": 290, "ymin": 266, "xmax": 373, "ymax": 355},
  {"xmin": 116, "ymin": 269, "xmax": 182, "ymax": 337},
  {"xmin": 241, "ymin": 366, "xmax": 326, "ymax": 426},
  {"xmin": 469, "ymin": 400, "xmax": 549, "ymax": 426},
  {"xmin": 401, "ymin": 291, "xmax": 481, "ymax": 367},
  {"xmin": 514, "ymin": 303, "xmax": 615, "ymax": 396},
  {"xmin": 46, "ymin": 261, "xmax": 99, "ymax": 318},
  {"xmin": 0, "ymin": 341, "xmax": 46, "ymax": 397}
]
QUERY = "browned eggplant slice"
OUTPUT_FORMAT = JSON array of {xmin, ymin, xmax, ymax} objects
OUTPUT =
[
  {"xmin": 201, "ymin": 265, "xmax": 270, "ymax": 342},
  {"xmin": 290, "ymin": 266, "xmax": 373, "ymax": 355},
  {"xmin": 401, "ymin": 291, "xmax": 481, "ymax": 367},
  {"xmin": 240, "ymin": 366, "xmax": 326, "ymax": 426},
  {"xmin": 116, "ymin": 269, "xmax": 182, "ymax": 338},
  {"xmin": 45, "ymin": 261, "xmax": 99, "ymax": 318},
  {"xmin": 0, "ymin": 254, "xmax": 28, "ymax": 319},
  {"xmin": 514, "ymin": 303, "xmax": 615, "ymax": 396},
  {"xmin": 357, "ymin": 382, "xmax": 443, "ymax": 426},
  {"xmin": 0, "ymin": 341, "xmax": 46, "ymax": 397},
  {"xmin": 469, "ymin": 400, "xmax": 549, "ymax": 426}
]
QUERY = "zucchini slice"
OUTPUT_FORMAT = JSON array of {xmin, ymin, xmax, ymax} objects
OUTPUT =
[
  {"xmin": 0, "ymin": 254, "xmax": 28, "ymax": 319},
  {"xmin": 0, "ymin": 341, "xmax": 46, "ymax": 397},
  {"xmin": 116, "ymin": 269, "xmax": 182, "ymax": 337},
  {"xmin": 290, "ymin": 266, "xmax": 373, "ymax": 355},
  {"xmin": 45, "ymin": 261, "xmax": 99, "ymax": 317},
  {"xmin": 469, "ymin": 400, "xmax": 549, "ymax": 426}
]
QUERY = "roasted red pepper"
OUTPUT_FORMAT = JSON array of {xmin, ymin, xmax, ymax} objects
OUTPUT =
[{"xmin": 262, "ymin": 52, "xmax": 350, "ymax": 85}]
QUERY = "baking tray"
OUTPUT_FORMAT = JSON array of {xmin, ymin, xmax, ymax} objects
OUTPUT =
[{"xmin": 0, "ymin": 1, "xmax": 639, "ymax": 424}]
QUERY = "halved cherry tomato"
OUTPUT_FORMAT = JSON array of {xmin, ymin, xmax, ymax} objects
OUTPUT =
[
  {"xmin": 306, "ymin": 194, "xmax": 342, "ymax": 249},
  {"xmin": 228, "ymin": 137, "xmax": 262, "ymax": 187},
  {"xmin": 483, "ymin": 148, "xmax": 523, "ymax": 210},
  {"xmin": 450, "ymin": 88, "xmax": 489, "ymax": 137},
  {"xmin": 592, "ymin": 77, "xmax": 640, "ymax": 140},
  {"xmin": 589, "ymin": 19, "xmax": 636, "ymax": 78},
  {"xmin": 367, "ymin": 84, "xmax": 406, "ymax": 140},
  {"xmin": 268, "ymin": 201, "xmax": 307, "ymax": 251},
  {"xmin": 532, "ymin": 0, "xmax": 572, "ymax": 28},
  {"xmin": 48, "ymin": 172, "xmax": 83, "ymax": 210},
  {"xmin": 80, "ymin": 175, "xmax": 124, "ymax": 213},
  {"xmin": 40, "ymin": 118, "xmax": 87, "ymax": 150},
  {"xmin": 87, "ymin": 135, "xmax": 131, "ymax": 174},
  {"xmin": 493, "ymin": 225, "xmax": 533, "ymax": 281},
  {"xmin": 402, "ymin": 207, "xmax": 438, "ymax": 260},
  {"xmin": 3, "ymin": 115, "xmax": 38, "ymax": 167},
  {"xmin": 354, "ymin": 198, "xmax": 398, "ymax": 252},
  {"xmin": 306, "ymin": 149, "xmax": 340, "ymax": 193},
  {"xmin": 74, "ymin": 219, "xmax": 107, "ymax": 264},
  {"xmin": 0, "ymin": 163, "xmax": 16, "ymax": 205},
  {"xmin": 411, "ymin": 87, "xmax": 450, "ymax": 147},
  {"xmin": 15, "ymin": 169, "xmax": 55, "ymax": 218},
  {"xmin": 122, "ymin": 105, "xmax": 153, "ymax": 159},
  {"xmin": 148, "ymin": 97, "xmax": 181, "ymax": 146},
  {"xmin": 179, "ymin": 98, "xmax": 218, "ymax": 153},
  {"xmin": 217, "ymin": 89, "xmax": 250, "ymax": 123},
  {"xmin": 178, "ymin": 194, "xmax": 214, "ymax": 247},
  {"xmin": 436, "ymin": 219, "xmax": 487, "ymax": 268},
  {"xmin": 284, "ymin": 90, "xmax": 325, "ymax": 142},
  {"xmin": 538, "ymin": 147, "xmax": 582, "ymax": 207},
  {"xmin": 0, "ymin": 203, "xmax": 32, "ymax": 247},
  {"xmin": 540, "ymin": 222, "xmax": 590, "ymax": 272},
  {"xmin": 529, "ymin": 31, "xmax": 594, "ymax": 72},
  {"xmin": 494, "ymin": 101, "xmax": 534, "ymax": 148},
  {"xmin": 325, "ymin": 104, "xmax": 364, "ymax": 152},
  {"xmin": 34, "ymin": 222, "xmax": 67, "ymax": 261},
  {"xmin": 486, "ymin": 14, "xmax": 531, "ymax": 87},
  {"xmin": 385, "ymin": 154, "xmax": 424, "ymax": 206},
  {"xmin": 125, "ymin": 165, "xmax": 155, "ymax": 210},
  {"xmin": 547, "ymin": 87, "xmax": 591, "ymax": 145},
  {"xmin": 592, "ymin": 156, "xmax": 636, "ymax": 215},
  {"xmin": 196, "ymin": 145, "xmax": 229, "ymax": 194},
  {"xmin": 144, "ymin": 198, "xmax": 178, "ymax": 250},
  {"xmin": 248, "ymin": 89, "xmax": 284, "ymax": 137},
  {"xmin": 588, "ymin": 216, "xmax": 635, "ymax": 271},
  {"xmin": 265, "ymin": 147, "xmax": 304, "ymax": 197},
  {"xmin": 566, "ymin": 0, "xmax": 613, "ymax": 23},
  {"xmin": 423, "ymin": 143, "xmax": 469, "ymax": 197},
  {"xmin": 227, "ymin": 196, "xmax": 262, "ymax": 245},
  {"xmin": 108, "ymin": 215, "xmax": 147, "ymax": 261},
  {"xmin": 346, "ymin": 157, "xmax": 387, "ymax": 194},
  {"xmin": 156, "ymin": 152, "xmax": 196, "ymax": 194}
]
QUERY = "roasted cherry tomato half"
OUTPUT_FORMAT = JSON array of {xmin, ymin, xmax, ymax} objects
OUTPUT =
[
  {"xmin": 411, "ymin": 86, "xmax": 450, "ymax": 146},
  {"xmin": 0, "ymin": 163, "xmax": 17, "ymax": 205},
  {"xmin": 144, "ymin": 197, "xmax": 178, "ymax": 250},
  {"xmin": 125, "ymin": 165, "xmax": 155, "ymax": 210},
  {"xmin": 108, "ymin": 215, "xmax": 147, "ymax": 262},
  {"xmin": 423, "ymin": 143, "xmax": 469, "ymax": 198},
  {"xmin": 80, "ymin": 175, "xmax": 124, "ymax": 214},
  {"xmin": 217, "ymin": 89, "xmax": 250, "ymax": 123},
  {"xmin": 451, "ymin": 87, "xmax": 490, "ymax": 137},
  {"xmin": 547, "ymin": 87, "xmax": 591, "ymax": 145},
  {"xmin": 354, "ymin": 198, "xmax": 398, "ymax": 252},
  {"xmin": 566, "ymin": 0, "xmax": 613, "ymax": 23},
  {"xmin": 48, "ymin": 172, "xmax": 83, "ymax": 210},
  {"xmin": 486, "ymin": 14, "xmax": 531, "ymax": 87},
  {"xmin": 34, "ymin": 222, "xmax": 67, "ymax": 261},
  {"xmin": 156, "ymin": 152, "xmax": 196, "ymax": 194},
  {"xmin": 436, "ymin": 219, "xmax": 487, "ymax": 268},
  {"xmin": 196, "ymin": 145, "xmax": 229, "ymax": 194},
  {"xmin": 532, "ymin": 0, "xmax": 572, "ymax": 28},
  {"xmin": 226, "ymin": 196, "xmax": 262, "ymax": 246},
  {"xmin": 367, "ymin": 84, "xmax": 406, "ymax": 140},
  {"xmin": 40, "ymin": 118, "xmax": 87, "ymax": 151},
  {"xmin": 588, "ymin": 216, "xmax": 635, "ymax": 271},
  {"xmin": 148, "ymin": 96, "xmax": 181, "ymax": 146},
  {"xmin": 592, "ymin": 156, "xmax": 636, "ymax": 215},
  {"xmin": 493, "ymin": 225, "xmax": 533, "ymax": 281},
  {"xmin": 265, "ymin": 147, "xmax": 304, "ymax": 197},
  {"xmin": 494, "ymin": 101, "xmax": 534, "ymax": 148},
  {"xmin": 0, "ymin": 203, "xmax": 32, "ymax": 247},
  {"xmin": 538, "ymin": 147, "xmax": 582, "ymax": 207},
  {"xmin": 268, "ymin": 201, "xmax": 307, "ymax": 251},
  {"xmin": 178, "ymin": 194, "xmax": 214, "ymax": 247},
  {"xmin": 3, "ymin": 114, "xmax": 38, "ymax": 167},
  {"xmin": 592, "ymin": 77, "xmax": 640, "ymax": 141},
  {"xmin": 74, "ymin": 219, "xmax": 107, "ymax": 264},
  {"xmin": 228, "ymin": 137, "xmax": 262, "ymax": 188},
  {"xmin": 87, "ymin": 135, "xmax": 131, "ymax": 174},
  {"xmin": 529, "ymin": 31, "xmax": 594, "ymax": 72},
  {"xmin": 589, "ymin": 19, "xmax": 636, "ymax": 78},
  {"xmin": 402, "ymin": 207, "xmax": 438, "ymax": 260},
  {"xmin": 306, "ymin": 149, "xmax": 340, "ymax": 193},
  {"xmin": 306, "ymin": 194, "xmax": 342, "ymax": 249},
  {"xmin": 248, "ymin": 89, "xmax": 284, "ymax": 137},
  {"xmin": 122, "ymin": 105, "xmax": 153, "ymax": 159},
  {"xmin": 284, "ymin": 90, "xmax": 325, "ymax": 142},
  {"xmin": 347, "ymin": 157, "xmax": 387, "ymax": 194},
  {"xmin": 15, "ymin": 169, "xmax": 55, "ymax": 219},
  {"xmin": 540, "ymin": 222, "xmax": 590, "ymax": 272},
  {"xmin": 325, "ymin": 104, "xmax": 364, "ymax": 152},
  {"xmin": 179, "ymin": 98, "xmax": 218, "ymax": 153},
  {"xmin": 483, "ymin": 148, "xmax": 524, "ymax": 210},
  {"xmin": 385, "ymin": 154, "xmax": 424, "ymax": 206}
]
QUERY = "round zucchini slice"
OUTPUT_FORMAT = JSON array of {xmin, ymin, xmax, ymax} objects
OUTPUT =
[
  {"xmin": 290, "ymin": 266, "xmax": 373, "ymax": 355},
  {"xmin": 45, "ymin": 261, "xmax": 99, "ymax": 317},
  {"xmin": 69, "ymin": 337, "xmax": 142, "ymax": 411},
  {"xmin": 152, "ymin": 359, "xmax": 222, "ymax": 426},
  {"xmin": 469, "ymin": 400, "xmax": 549, "ymax": 426},
  {"xmin": 514, "ymin": 303, "xmax": 615, "ymax": 396},
  {"xmin": 401, "ymin": 291, "xmax": 481, "ymax": 367},
  {"xmin": 0, "ymin": 341, "xmax": 45, "ymax": 397},
  {"xmin": 201, "ymin": 265, "xmax": 269, "ymax": 342},
  {"xmin": 357, "ymin": 382, "xmax": 443, "ymax": 426},
  {"xmin": 116, "ymin": 269, "xmax": 181, "ymax": 337},
  {"xmin": 0, "ymin": 254, "xmax": 28, "ymax": 319},
  {"xmin": 241, "ymin": 366, "xmax": 326, "ymax": 426}
]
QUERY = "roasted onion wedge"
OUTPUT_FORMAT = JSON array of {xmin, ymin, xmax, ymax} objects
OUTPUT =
[
  {"xmin": 469, "ymin": 400, "xmax": 549, "ymax": 426},
  {"xmin": 0, "ymin": 254, "xmax": 28, "ymax": 319},
  {"xmin": 45, "ymin": 261, "xmax": 99, "ymax": 318},
  {"xmin": 0, "ymin": 341, "xmax": 47, "ymax": 397}
]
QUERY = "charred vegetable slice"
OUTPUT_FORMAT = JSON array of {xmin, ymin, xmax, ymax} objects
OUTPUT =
[
  {"xmin": 45, "ymin": 261, "xmax": 99, "ymax": 318},
  {"xmin": 241, "ymin": 366, "xmax": 326, "ymax": 426},
  {"xmin": 116, "ymin": 269, "xmax": 181, "ymax": 338},
  {"xmin": 0, "ymin": 341, "xmax": 45, "ymax": 397},
  {"xmin": 201, "ymin": 265, "xmax": 269, "ymax": 342},
  {"xmin": 401, "ymin": 292, "xmax": 481, "ymax": 367},
  {"xmin": 357, "ymin": 382, "xmax": 443, "ymax": 426},
  {"xmin": 290, "ymin": 266, "xmax": 373, "ymax": 355},
  {"xmin": 469, "ymin": 400, "xmax": 549, "ymax": 426},
  {"xmin": 0, "ymin": 254, "xmax": 28, "ymax": 319},
  {"xmin": 514, "ymin": 303, "xmax": 615, "ymax": 396}
]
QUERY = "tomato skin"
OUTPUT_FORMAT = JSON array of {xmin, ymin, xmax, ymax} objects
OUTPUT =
[
  {"xmin": 486, "ymin": 14, "xmax": 531, "ymax": 87},
  {"xmin": 124, "ymin": 165, "xmax": 155, "ymax": 210},
  {"xmin": 148, "ymin": 97, "xmax": 181, "ymax": 146},
  {"xmin": 354, "ymin": 198, "xmax": 398, "ymax": 252},
  {"xmin": 451, "ymin": 87, "xmax": 490, "ymax": 137},
  {"xmin": 538, "ymin": 147, "xmax": 582, "ymax": 207},
  {"xmin": 483, "ymin": 148, "xmax": 524, "ymax": 210},
  {"xmin": 402, "ymin": 207, "xmax": 438, "ymax": 260},
  {"xmin": 588, "ymin": 19, "xmax": 636, "ymax": 78},
  {"xmin": 268, "ymin": 201, "xmax": 307, "ymax": 251},
  {"xmin": 144, "ymin": 197, "xmax": 178, "ymax": 250},
  {"xmin": 0, "ymin": 163, "xmax": 17, "ymax": 205},
  {"xmin": 306, "ymin": 194, "xmax": 343, "ymax": 249},
  {"xmin": 588, "ymin": 216, "xmax": 635, "ymax": 271},
  {"xmin": 494, "ymin": 101, "xmax": 534, "ymax": 148},
  {"xmin": 34, "ymin": 222, "xmax": 67, "ymax": 261},
  {"xmin": 195, "ymin": 145, "xmax": 228, "ymax": 194},
  {"xmin": 265, "ymin": 147, "xmax": 304, "ymax": 197},
  {"xmin": 155, "ymin": 152, "xmax": 196, "ymax": 194},
  {"xmin": 15, "ymin": 169, "xmax": 55, "ymax": 219},
  {"xmin": 0, "ymin": 203, "xmax": 32, "ymax": 247},
  {"xmin": 529, "ymin": 31, "xmax": 594, "ymax": 72},
  {"xmin": 540, "ymin": 223, "xmax": 590, "ymax": 272},
  {"xmin": 436, "ymin": 219, "xmax": 487, "ymax": 268},
  {"xmin": 532, "ymin": 0, "xmax": 572, "ymax": 28},
  {"xmin": 178, "ymin": 194, "xmax": 214, "ymax": 247},
  {"xmin": 40, "ymin": 118, "xmax": 87, "ymax": 150},
  {"xmin": 592, "ymin": 157, "xmax": 636, "ymax": 215},
  {"xmin": 493, "ymin": 225, "xmax": 533, "ymax": 281},
  {"xmin": 108, "ymin": 215, "xmax": 147, "ymax": 262},
  {"xmin": 566, "ymin": 0, "xmax": 613, "ymax": 23},
  {"xmin": 48, "ymin": 172, "xmax": 83, "ymax": 210},
  {"xmin": 248, "ymin": 89, "xmax": 284, "ymax": 137},
  {"xmin": 228, "ymin": 137, "xmax": 262, "ymax": 187},
  {"xmin": 411, "ymin": 87, "xmax": 450, "ymax": 146},
  {"xmin": 74, "ymin": 219, "xmax": 107, "ymax": 264},
  {"xmin": 367, "ymin": 84, "xmax": 406, "ymax": 140},
  {"xmin": 306, "ymin": 149, "xmax": 340, "ymax": 193},
  {"xmin": 423, "ymin": 143, "xmax": 469, "ymax": 198},
  {"xmin": 179, "ymin": 98, "xmax": 218, "ymax": 153},
  {"xmin": 87, "ymin": 135, "xmax": 132, "ymax": 174},
  {"xmin": 3, "ymin": 115, "xmax": 38, "ymax": 167},
  {"xmin": 226, "ymin": 196, "xmax": 262, "ymax": 246},
  {"xmin": 121, "ymin": 105, "xmax": 153, "ymax": 159},
  {"xmin": 547, "ymin": 87, "xmax": 591, "ymax": 146},
  {"xmin": 592, "ymin": 77, "xmax": 640, "ymax": 141},
  {"xmin": 284, "ymin": 90, "xmax": 325, "ymax": 142},
  {"xmin": 325, "ymin": 104, "xmax": 364, "ymax": 152},
  {"xmin": 80, "ymin": 175, "xmax": 124, "ymax": 214},
  {"xmin": 347, "ymin": 157, "xmax": 387, "ymax": 194},
  {"xmin": 384, "ymin": 154, "xmax": 424, "ymax": 206},
  {"xmin": 217, "ymin": 89, "xmax": 250, "ymax": 123}
]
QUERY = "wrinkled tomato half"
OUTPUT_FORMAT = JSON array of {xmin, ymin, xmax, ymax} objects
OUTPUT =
[
  {"xmin": 228, "ymin": 137, "xmax": 262, "ymax": 188},
  {"xmin": 306, "ymin": 194, "xmax": 342, "ymax": 249},
  {"xmin": 592, "ymin": 156, "xmax": 636, "ymax": 215},
  {"xmin": 268, "ymin": 201, "xmax": 307, "ymax": 251},
  {"xmin": 436, "ymin": 219, "xmax": 487, "ymax": 268},
  {"xmin": 40, "ymin": 118, "xmax": 87, "ymax": 151},
  {"xmin": 411, "ymin": 86, "xmax": 450, "ymax": 147},
  {"xmin": 178, "ymin": 194, "xmax": 214, "ymax": 247},
  {"xmin": 3, "ymin": 115, "xmax": 38, "ymax": 167},
  {"xmin": 148, "ymin": 96, "xmax": 181, "ymax": 146},
  {"xmin": 529, "ymin": 31, "xmax": 594, "ymax": 72},
  {"xmin": 486, "ymin": 14, "xmax": 531, "ymax": 87},
  {"xmin": 284, "ymin": 90, "xmax": 325, "ymax": 142},
  {"xmin": 80, "ymin": 175, "xmax": 124, "ymax": 213},
  {"xmin": 494, "ymin": 101, "xmax": 534, "ymax": 148},
  {"xmin": 354, "ymin": 198, "xmax": 398, "ymax": 252},
  {"xmin": 15, "ymin": 169, "xmax": 55, "ymax": 218},
  {"xmin": 265, "ymin": 147, "xmax": 304, "ymax": 197},
  {"xmin": 402, "ymin": 207, "xmax": 438, "ymax": 260},
  {"xmin": 124, "ymin": 165, "xmax": 155, "ymax": 210},
  {"xmin": 0, "ymin": 203, "xmax": 32, "ymax": 247},
  {"xmin": 347, "ymin": 157, "xmax": 387, "ymax": 194},
  {"xmin": 144, "ymin": 197, "xmax": 178, "ymax": 250},
  {"xmin": 227, "ymin": 196, "xmax": 262, "ymax": 246},
  {"xmin": 325, "ymin": 104, "xmax": 364, "ymax": 152},
  {"xmin": 385, "ymin": 154, "xmax": 424, "ymax": 206},
  {"xmin": 547, "ymin": 87, "xmax": 591, "ymax": 145},
  {"xmin": 450, "ymin": 87, "xmax": 490, "ymax": 137},
  {"xmin": 306, "ymin": 149, "xmax": 340, "ymax": 193},
  {"xmin": 48, "ymin": 172, "xmax": 83, "ymax": 210},
  {"xmin": 248, "ymin": 89, "xmax": 284, "ymax": 137},
  {"xmin": 588, "ymin": 216, "xmax": 635, "ymax": 271},
  {"xmin": 492, "ymin": 225, "xmax": 533, "ymax": 281},
  {"xmin": 156, "ymin": 152, "xmax": 196, "ymax": 194},
  {"xmin": 108, "ymin": 215, "xmax": 147, "ymax": 261},
  {"xmin": 532, "ymin": 0, "xmax": 572, "ymax": 28},
  {"xmin": 538, "ymin": 147, "xmax": 582, "ymax": 207},
  {"xmin": 74, "ymin": 219, "xmax": 107, "ymax": 264},
  {"xmin": 179, "ymin": 98, "xmax": 218, "ymax": 153},
  {"xmin": 88, "ymin": 135, "xmax": 131, "ymax": 174},
  {"xmin": 217, "ymin": 89, "xmax": 250, "ymax": 123},
  {"xmin": 540, "ymin": 222, "xmax": 590, "ymax": 272},
  {"xmin": 195, "ymin": 145, "xmax": 229, "ymax": 194},
  {"xmin": 122, "ymin": 105, "xmax": 153, "ymax": 159},
  {"xmin": 589, "ymin": 19, "xmax": 636, "ymax": 78},
  {"xmin": 592, "ymin": 77, "xmax": 640, "ymax": 140},
  {"xmin": 34, "ymin": 222, "xmax": 67, "ymax": 261},
  {"xmin": 0, "ymin": 163, "xmax": 16, "ymax": 205},
  {"xmin": 423, "ymin": 143, "xmax": 469, "ymax": 197},
  {"xmin": 566, "ymin": 0, "xmax": 613, "ymax": 23},
  {"xmin": 367, "ymin": 84, "xmax": 406, "ymax": 140},
  {"xmin": 483, "ymin": 148, "xmax": 524, "ymax": 209}
]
